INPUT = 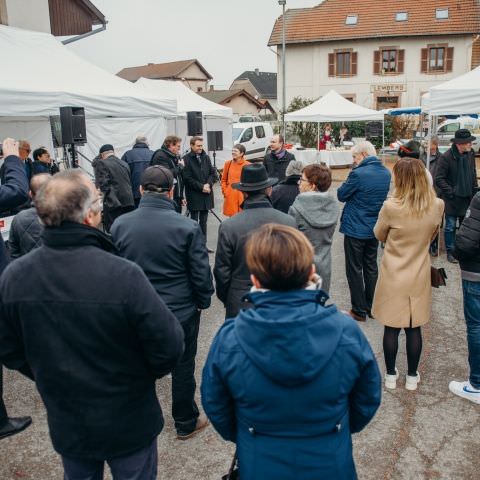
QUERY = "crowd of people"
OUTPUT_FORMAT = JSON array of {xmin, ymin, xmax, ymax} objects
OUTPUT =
[{"xmin": 0, "ymin": 126, "xmax": 478, "ymax": 479}]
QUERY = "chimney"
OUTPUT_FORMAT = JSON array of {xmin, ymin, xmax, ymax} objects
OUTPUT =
[{"xmin": 255, "ymin": 68, "xmax": 260, "ymax": 76}]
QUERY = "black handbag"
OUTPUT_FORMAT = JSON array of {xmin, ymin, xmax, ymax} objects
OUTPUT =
[
  {"xmin": 222, "ymin": 451, "xmax": 239, "ymax": 480},
  {"xmin": 431, "ymin": 266, "xmax": 447, "ymax": 288}
]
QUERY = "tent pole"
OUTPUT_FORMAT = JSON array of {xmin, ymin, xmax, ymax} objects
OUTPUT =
[{"xmin": 317, "ymin": 122, "xmax": 320, "ymax": 151}]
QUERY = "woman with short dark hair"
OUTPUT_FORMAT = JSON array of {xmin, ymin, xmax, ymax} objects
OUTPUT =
[
  {"xmin": 289, "ymin": 164, "xmax": 339, "ymax": 292},
  {"xmin": 221, "ymin": 143, "xmax": 250, "ymax": 217},
  {"xmin": 202, "ymin": 224, "xmax": 381, "ymax": 480}
]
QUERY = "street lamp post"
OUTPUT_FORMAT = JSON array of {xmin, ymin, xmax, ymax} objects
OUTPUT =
[{"xmin": 278, "ymin": 0, "xmax": 286, "ymax": 138}]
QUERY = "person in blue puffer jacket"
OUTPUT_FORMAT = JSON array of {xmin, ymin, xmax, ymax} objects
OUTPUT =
[
  {"xmin": 337, "ymin": 141, "xmax": 391, "ymax": 323},
  {"xmin": 201, "ymin": 224, "xmax": 381, "ymax": 480}
]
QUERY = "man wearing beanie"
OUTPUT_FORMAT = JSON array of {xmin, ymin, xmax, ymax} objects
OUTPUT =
[
  {"xmin": 93, "ymin": 144, "xmax": 134, "ymax": 232},
  {"xmin": 111, "ymin": 166, "xmax": 214, "ymax": 440}
]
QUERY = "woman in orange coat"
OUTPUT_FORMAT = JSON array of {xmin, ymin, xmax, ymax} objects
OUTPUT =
[{"xmin": 221, "ymin": 144, "xmax": 250, "ymax": 217}]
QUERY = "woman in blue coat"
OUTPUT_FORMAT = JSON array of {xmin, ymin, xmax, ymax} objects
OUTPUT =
[{"xmin": 202, "ymin": 224, "xmax": 381, "ymax": 480}]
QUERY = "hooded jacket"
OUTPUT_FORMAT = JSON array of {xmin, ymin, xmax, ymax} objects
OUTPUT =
[
  {"xmin": 202, "ymin": 289, "xmax": 381, "ymax": 480},
  {"xmin": 289, "ymin": 192, "xmax": 340, "ymax": 292}
]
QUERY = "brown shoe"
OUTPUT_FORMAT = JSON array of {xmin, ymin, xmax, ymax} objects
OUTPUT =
[
  {"xmin": 176, "ymin": 415, "xmax": 209, "ymax": 440},
  {"xmin": 349, "ymin": 310, "xmax": 366, "ymax": 322}
]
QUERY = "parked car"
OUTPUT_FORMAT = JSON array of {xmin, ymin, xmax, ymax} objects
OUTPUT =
[
  {"xmin": 437, "ymin": 117, "xmax": 480, "ymax": 153},
  {"xmin": 232, "ymin": 122, "xmax": 274, "ymax": 161}
]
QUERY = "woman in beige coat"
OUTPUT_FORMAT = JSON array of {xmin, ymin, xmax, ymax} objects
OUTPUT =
[{"xmin": 372, "ymin": 158, "xmax": 444, "ymax": 391}]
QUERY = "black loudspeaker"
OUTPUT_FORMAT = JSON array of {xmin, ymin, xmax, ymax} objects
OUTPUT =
[
  {"xmin": 59, "ymin": 106, "xmax": 87, "ymax": 145},
  {"xmin": 207, "ymin": 131, "xmax": 224, "ymax": 151},
  {"xmin": 187, "ymin": 111, "xmax": 203, "ymax": 136}
]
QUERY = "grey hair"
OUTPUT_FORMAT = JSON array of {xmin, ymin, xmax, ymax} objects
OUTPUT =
[
  {"xmin": 430, "ymin": 135, "xmax": 439, "ymax": 145},
  {"xmin": 351, "ymin": 141, "xmax": 377, "ymax": 157},
  {"xmin": 35, "ymin": 170, "xmax": 99, "ymax": 227},
  {"xmin": 136, "ymin": 134, "xmax": 148, "ymax": 144}
]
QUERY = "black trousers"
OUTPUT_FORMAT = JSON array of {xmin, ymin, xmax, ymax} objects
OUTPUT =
[
  {"xmin": 171, "ymin": 310, "xmax": 200, "ymax": 435},
  {"xmin": 344, "ymin": 235, "xmax": 379, "ymax": 318},
  {"xmin": 103, "ymin": 206, "xmax": 134, "ymax": 233},
  {"xmin": 189, "ymin": 210, "xmax": 208, "ymax": 241},
  {"xmin": 174, "ymin": 198, "xmax": 182, "ymax": 214},
  {"xmin": 0, "ymin": 366, "xmax": 7, "ymax": 426}
]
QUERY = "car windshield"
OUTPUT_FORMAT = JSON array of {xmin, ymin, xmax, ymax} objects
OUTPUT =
[{"xmin": 232, "ymin": 128, "xmax": 243, "ymax": 141}]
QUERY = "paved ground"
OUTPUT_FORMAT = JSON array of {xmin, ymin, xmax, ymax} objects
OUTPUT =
[{"xmin": 1, "ymin": 180, "xmax": 479, "ymax": 479}]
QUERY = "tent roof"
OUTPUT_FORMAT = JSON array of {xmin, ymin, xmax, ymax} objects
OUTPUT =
[
  {"xmin": 285, "ymin": 90, "xmax": 383, "ymax": 122},
  {"xmin": 135, "ymin": 78, "xmax": 232, "ymax": 119},
  {"xmin": 425, "ymin": 66, "xmax": 480, "ymax": 115},
  {"xmin": 0, "ymin": 25, "xmax": 176, "ymax": 118}
]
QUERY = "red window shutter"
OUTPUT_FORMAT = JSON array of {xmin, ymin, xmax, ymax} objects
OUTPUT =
[
  {"xmin": 328, "ymin": 53, "xmax": 335, "ymax": 77},
  {"xmin": 421, "ymin": 48, "xmax": 429, "ymax": 73},
  {"xmin": 351, "ymin": 51, "xmax": 358, "ymax": 75},
  {"xmin": 446, "ymin": 47, "xmax": 454, "ymax": 72},
  {"xmin": 398, "ymin": 49, "xmax": 405, "ymax": 73},
  {"xmin": 373, "ymin": 50, "xmax": 380, "ymax": 74}
]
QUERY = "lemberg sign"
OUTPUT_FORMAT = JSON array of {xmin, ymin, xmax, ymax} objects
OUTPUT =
[{"xmin": 371, "ymin": 84, "xmax": 406, "ymax": 93}]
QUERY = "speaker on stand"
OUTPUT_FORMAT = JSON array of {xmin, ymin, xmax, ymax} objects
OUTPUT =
[
  {"xmin": 59, "ymin": 106, "xmax": 87, "ymax": 169},
  {"xmin": 187, "ymin": 111, "xmax": 203, "ymax": 136},
  {"xmin": 206, "ymin": 130, "xmax": 223, "ymax": 173}
]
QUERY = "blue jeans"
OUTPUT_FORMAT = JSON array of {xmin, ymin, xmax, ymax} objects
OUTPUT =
[
  {"xmin": 444, "ymin": 215, "xmax": 464, "ymax": 253},
  {"xmin": 462, "ymin": 280, "xmax": 480, "ymax": 389},
  {"xmin": 62, "ymin": 438, "xmax": 157, "ymax": 480}
]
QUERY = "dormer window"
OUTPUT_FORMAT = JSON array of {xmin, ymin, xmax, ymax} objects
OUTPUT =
[
  {"xmin": 346, "ymin": 15, "xmax": 358, "ymax": 25},
  {"xmin": 436, "ymin": 8, "xmax": 449, "ymax": 20},
  {"xmin": 395, "ymin": 12, "xmax": 408, "ymax": 22}
]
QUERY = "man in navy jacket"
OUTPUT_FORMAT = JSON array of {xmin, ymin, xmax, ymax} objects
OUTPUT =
[
  {"xmin": 0, "ymin": 137, "xmax": 31, "ymax": 441},
  {"xmin": 111, "ymin": 166, "xmax": 214, "ymax": 439},
  {"xmin": 337, "ymin": 141, "xmax": 391, "ymax": 322}
]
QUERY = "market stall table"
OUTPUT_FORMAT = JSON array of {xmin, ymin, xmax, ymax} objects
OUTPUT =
[{"xmin": 319, "ymin": 150, "xmax": 353, "ymax": 167}]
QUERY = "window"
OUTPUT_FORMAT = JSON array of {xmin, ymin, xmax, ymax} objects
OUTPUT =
[
  {"xmin": 395, "ymin": 12, "xmax": 408, "ymax": 21},
  {"xmin": 329, "ymin": 50, "xmax": 357, "ymax": 77},
  {"xmin": 429, "ymin": 47, "xmax": 445, "ymax": 71},
  {"xmin": 197, "ymin": 87, "xmax": 203, "ymax": 92},
  {"xmin": 232, "ymin": 128, "xmax": 243, "ymax": 141},
  {"xmin": 345, "ymin": 15, "xmax": 358, "ymax": 25},
  {"xmin": 382, "ymin": 49, "xmax": 397, "ymax": 73},
  {"xmin": 240, "ymin": 128, "xmax": 253, "ymax": 143},
  {"xmin": 336, "ymin": 52, "xmax": 351, "ymax": 75},
  {"xmin": 374, "ymin": 48, "xmax": 405, "ymax": 75},
  {"xmin": 255, "ymin": 126, "xmax": 265, "ymax": 138},
  {"xmin": 421, "ymin": 46, "xmax": 454, "ymax": 73},
  {"xmin": 436, "ymin": 8, "xmax": 449, "ymax": 19},
  {"xmin": 438, "ymin": 122, "xmax": 460, "ymax": 134}
]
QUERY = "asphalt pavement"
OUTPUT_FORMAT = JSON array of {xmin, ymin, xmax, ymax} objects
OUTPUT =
[{"xmin": 1, "ymin": 183, "xmax": 479, "ymax": 480}]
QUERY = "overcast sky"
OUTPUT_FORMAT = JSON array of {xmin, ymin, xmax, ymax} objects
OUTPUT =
[{"xmin": 67, "ymin": 0, "xmax": 321, "ymax": 89}]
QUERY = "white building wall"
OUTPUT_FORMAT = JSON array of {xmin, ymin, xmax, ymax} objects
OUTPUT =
[
  {"xmin": 5, "ymin": 0, "xmax": 50, "ymax": 33},
  {"xmin": 279, "ymin": 35, "xmax": 473, "ymax": 110}
]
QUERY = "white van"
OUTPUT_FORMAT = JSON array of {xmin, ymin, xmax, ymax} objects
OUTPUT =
[
  {"xmin": 436, "ymin": 117, "xmax": 480, "ymax": 153},
  {"xmin": 232, "ymin": 122, "xmax": 274, "ymax": 161}
]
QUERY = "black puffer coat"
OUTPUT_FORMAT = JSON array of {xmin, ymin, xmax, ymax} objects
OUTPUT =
[
  {"xmin": 182, "ymin": 150, "xmax": 216, "ymax": 211},
  {"xmin": 271, "ymin": 175, "xmax": 300, "ymax": 213},
  {"xmin": 453, "ymin": 192, "xmax": 480, "ymax": 274},
  {"xmin": 150, "ymin": 147, "xmax": 184, "ymax": 201},
  {"xmin": 435, "ymin": 146, "xmax": 477, "ymax": 216},
  {"xmin": 8, "ymin": 207, "xmax": 43, "ymax": 259}
]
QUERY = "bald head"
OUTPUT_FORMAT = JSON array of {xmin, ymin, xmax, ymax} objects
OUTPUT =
[
  {"xmin": 30, "ymin": 173, "xmax": 51, "ymax": 198},
  {"xmin": 35, "ymin": 170, "xmax": 100, "ymax": 227}
]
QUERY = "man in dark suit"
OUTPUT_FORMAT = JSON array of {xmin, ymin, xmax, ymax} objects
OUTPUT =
[
  {"xmin": 214, "ymin": 163, "xmax": 297, "ymax": 318},
  {"xmin": 182, "ymin": 137, "xmax": 216, "ymax": 251},
  {"xmin": 111, "ymin": 166, "xmax": 214, "ymax": 439},
  {"xmin": 93, "ymin": 144, "xmax": 134, "ymax": 232},
  {"xmin": 0, "ymin": 137, "xmax": 31, "ymax": 440}
]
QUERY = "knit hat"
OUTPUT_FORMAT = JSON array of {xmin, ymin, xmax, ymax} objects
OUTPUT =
[
  {"xmin": 99, "ymin": 144, "xmax": 114, "ymax": 154},
  {"xmin": 285, "ymin": 160, "xmax": 303, "ymax": 177}
]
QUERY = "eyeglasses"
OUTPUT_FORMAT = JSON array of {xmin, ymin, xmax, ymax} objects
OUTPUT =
[{"xmin": 298, "ymin": 178, "xmax": 309, "ymax": 183}]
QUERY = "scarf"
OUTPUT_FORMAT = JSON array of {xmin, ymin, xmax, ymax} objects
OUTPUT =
[{"xmin": 452, "ymin": 145, "xmax": 473, "ymax": 198}]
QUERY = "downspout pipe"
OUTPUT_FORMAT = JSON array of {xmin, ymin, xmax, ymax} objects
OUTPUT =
[{"xmin": 62, "ymin": 22, "xmax": 107, "ymax": 45}]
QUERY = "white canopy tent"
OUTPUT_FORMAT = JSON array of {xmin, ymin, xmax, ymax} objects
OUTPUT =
[
  {"xmin": 136, "ymin": 78, "xmax": 233, "ymax": 168},
  {"xmin": 422, "ymin": 66, "xmax": 480, "ymax": 115},
  {"xmin": 285, "ymin": 89, "xmax": 385, "ymax": 150},
  {"xmin": 285, "ymin": 90, "xmax": 384, "ymax": 122},
  {"xmin": 0, "ymin": 25, "xmax": 177, "ymax": 171}
]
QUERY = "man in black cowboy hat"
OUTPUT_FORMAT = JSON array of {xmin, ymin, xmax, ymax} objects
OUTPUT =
[
  {"xmin": 214, "ymin": 163, "xmax": 296, "ymax": 318},
  {"xmin": 435, "ymin": 129, "xmax": 478, "ymax": 263}
]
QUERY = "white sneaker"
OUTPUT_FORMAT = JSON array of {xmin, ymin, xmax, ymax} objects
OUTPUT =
[
  {"xmin": 449, "ymin": 380, "xmax": 480, "ymax": 405},
  {"xmin": 385, "ymin": 368, "xmax": 399, "ymax": 389},
  {"xmin": 405, "ymin": 372, "xmax": 421, "ymax": 391}
]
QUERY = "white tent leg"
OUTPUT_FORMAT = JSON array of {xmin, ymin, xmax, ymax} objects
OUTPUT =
[{"xmin": 317, "ymin": 122, "xmax": 320, "ymax": 151}]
